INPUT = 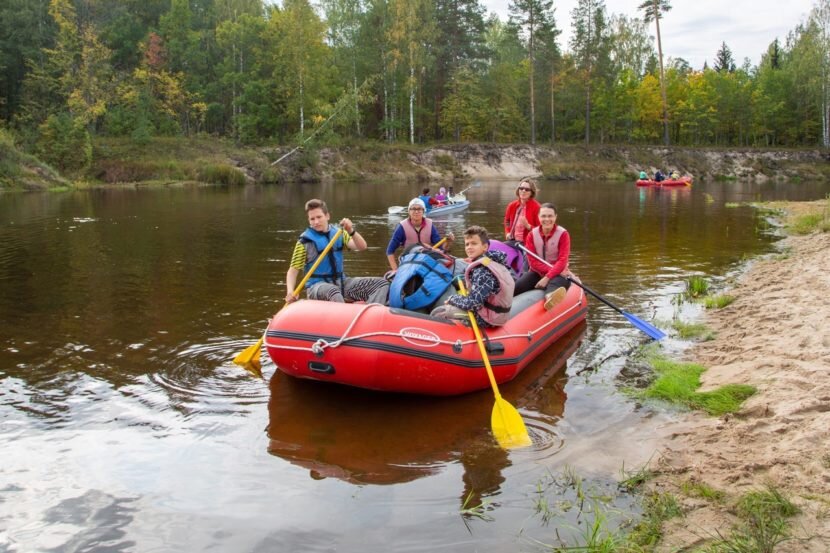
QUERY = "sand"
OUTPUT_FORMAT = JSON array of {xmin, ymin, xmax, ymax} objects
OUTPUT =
[{"xmin": 650, "ymin": 200, "xmax": 830, "ymax": 551}]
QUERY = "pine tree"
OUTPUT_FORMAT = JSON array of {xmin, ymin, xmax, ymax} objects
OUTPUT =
[{"xmin": 713, "ymin": 41, "xmax": 736, "ymax": 73}]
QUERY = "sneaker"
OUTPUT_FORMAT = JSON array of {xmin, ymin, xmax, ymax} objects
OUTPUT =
[{"xmin": 544, "ymin": 287, "xmax": 566, "ymax": 310}]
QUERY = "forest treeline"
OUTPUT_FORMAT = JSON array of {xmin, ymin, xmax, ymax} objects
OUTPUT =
[{"xmin": 2, "ymin": 0, "xmax": 830, "ymax": 176}]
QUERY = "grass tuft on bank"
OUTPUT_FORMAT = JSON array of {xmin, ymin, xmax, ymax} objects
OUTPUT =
[
  {"xmin": 636, "ymin": 352, "xmax": 756, "ymax": 416},
  {"xmin": 702, "ymin": 486, "xmax": 800, "ymax": 553}
]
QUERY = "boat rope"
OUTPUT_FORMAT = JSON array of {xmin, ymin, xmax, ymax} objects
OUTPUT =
[{"xmin": 266, "ymin": 290, "xmax": 585, "ymax": 354}]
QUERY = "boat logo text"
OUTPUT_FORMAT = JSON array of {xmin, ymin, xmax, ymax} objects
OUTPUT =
[{"xmin": 400, "ymin": 327, "xmax": 440, "ymax": 347}]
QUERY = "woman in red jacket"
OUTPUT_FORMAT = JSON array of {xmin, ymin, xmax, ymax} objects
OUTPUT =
[{"xmin": 503, "ymin": 179, "xmax": 541, "ymax": 244}]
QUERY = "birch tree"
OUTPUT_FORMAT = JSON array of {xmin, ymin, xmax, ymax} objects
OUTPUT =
[{"xmin": 638, "ymin": 0, "xmax": 670, "ymax": 145}]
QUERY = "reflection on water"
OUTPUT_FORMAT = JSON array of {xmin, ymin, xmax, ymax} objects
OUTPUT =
[
  {"xmin": 266, "ymin": 324, "xmax": 584, "ymax": 491},
  {"xmin": 2, "ymin": 179, "xmax": 829, "ymax": 551}
]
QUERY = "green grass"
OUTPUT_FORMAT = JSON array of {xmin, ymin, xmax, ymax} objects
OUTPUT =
[
  {"xmin": 619, "ymin": 462, "xmax": 655, "ymax": 492},
  {"xmin": 197, "ymin": 163, "xmax": 248, "ymax": 185},
  {"xmin": 702, "ymin": 486, "xmax": 799, "ymax": 553},
  {"xmin": 672, "ymin": 320, "xmax": 715, "ymax": 340},
  {"xmin": 625, "ymin": 492, "xmax": 683, "ymax": 549},
  {"xmin": 0, "ymin": 128, "xmax": 68, "ymax": 190},
  {"xmin": 639, "ymin": 355, "xmax": 756, "ymax": 415},
  {"xmin": 684, "ymin": 276, "xmax": 710, "ymax": 299},
  {"xmin": 681, "ymin": 480, "xmax": 726, "ymax": 502},
  {"xmin": 459, "ymin": 491, "xmax": 494, "ymax": 521},
  {"xmin": 702, "ymin": 294, "xmax": 736, "ymax": 309}
]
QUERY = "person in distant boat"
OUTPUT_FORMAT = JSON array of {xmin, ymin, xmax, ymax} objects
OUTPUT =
[
  {"xmin": 285, "ymin": 198, "xmax": 388, "ymax": 305},
  {"xmin": 430, "ymin": 226, "xmax": 515, "ymax": 328},
  {"xmin": 433, "ymin": 187, "xmax": 449, "ymax": 206},
  {"xmin": 670, "ymin": 169, "xmax": 680, "ymax": 179},
  {"xmin": 419, "ymin": 187, "xmax": 438, "ymax": 213},
  {"xmin": 513, "ymin": 203, "xmax": 571, "ymax": 311},
  {"xmin": 503, "ymin": 179, "xmax": 541, "ymax": 244},
  {"xmin": 386, "ymin": 198, "xmax": 453, "ymax": 270},
  {"xmin": 654, "ymin": 170, "xmax": 665, "ymax": 182},
  {"xmin": 639, "ymin": 170, "xmax": 648, "ymax": 180}
]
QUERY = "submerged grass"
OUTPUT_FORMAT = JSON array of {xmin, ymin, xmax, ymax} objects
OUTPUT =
[
  {"xmin": 684, "ymin": 276, "xmax": 709, "ymax": 299},
  {"xmin": 639, "ymin": 354, "xmax": 756, "ymax": 415}
]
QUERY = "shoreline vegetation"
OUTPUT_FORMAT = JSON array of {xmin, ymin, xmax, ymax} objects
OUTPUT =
[
  {"xmin": 2, "ymin": 135, "xmax": 830, "ymax": 191},
  {"xmin": 640, "ymin": 199, "xmax": 830, "ymax": 552}
]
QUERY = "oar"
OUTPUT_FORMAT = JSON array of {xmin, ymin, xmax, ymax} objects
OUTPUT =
[
  {"xmin": 457, "ymin": 280, "xmax": 532, "ymax": 449},
  {"xmin": 432, "ymin": 236, "xmax": 448, "ymax": 250},
  {"xmin": 233, "ymin": 228, "xmax": 346, "ymax": 377},
  {"xmin": 450, "ymin": 180, "xmax": 481, "ymax": 200},
  {"xmin": 519, "ymin": 245, "xmax": 666, "ymax": 341}
]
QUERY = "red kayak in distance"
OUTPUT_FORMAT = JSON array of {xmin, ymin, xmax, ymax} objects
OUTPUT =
[{"xmin": 636, "ymin": 176, "xmax": 692, "ymax": 187}]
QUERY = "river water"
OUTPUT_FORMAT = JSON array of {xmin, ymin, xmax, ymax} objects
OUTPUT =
[{"xmin": 1, "ymin": 179, "xmax": 828, "ymax": 552}]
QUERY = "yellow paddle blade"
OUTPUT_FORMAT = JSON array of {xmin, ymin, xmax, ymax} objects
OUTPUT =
[
  {"xmin": 233, "ymin": 337, "xmax": 263, "ymax": 367},
  {"xmin": 241, "ymin": 358, "xmax": 263, "ymax": 379},
  {"xmin": 491, "ymin": 398, "xmax": 532, "ymax": 449}
]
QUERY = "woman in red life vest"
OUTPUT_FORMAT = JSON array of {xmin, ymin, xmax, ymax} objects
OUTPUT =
[{"xmin": 513, "ymin": 202, "xmax": 571, "ymax": 310}]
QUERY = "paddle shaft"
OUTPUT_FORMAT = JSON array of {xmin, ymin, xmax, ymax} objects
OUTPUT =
[
  {"xmin": 453, "ymin": 180, "xmax": 481, "ymax": 197},
  {"xmin": 457, "ymin": 281, "xmax": 504, "ymax": 400},
  {"xmin": 518, "ymin": 244, "xmax": 627, "ymax": 315}
]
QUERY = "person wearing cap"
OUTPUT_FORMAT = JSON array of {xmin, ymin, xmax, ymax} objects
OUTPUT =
[
  {"xmin": 385, "ymin": 198, "xmax": 453, "ymax": 270},
  {"xmin": 285, "ymin": 198, "xmax": 389, "ymax": 305}
]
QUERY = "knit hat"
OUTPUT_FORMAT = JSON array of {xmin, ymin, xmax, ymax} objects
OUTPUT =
[{"xmin": 408, "ymin": 198, "xmax": 426, "ymax": 210}]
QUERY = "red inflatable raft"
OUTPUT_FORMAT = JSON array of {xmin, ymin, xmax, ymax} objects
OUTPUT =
[
  {"xmin": 264, "ymin": 286, "xmax": 588, "ymax": 396},
  {"xmin": 635, "ymin": 176, "xmax": 692, "ymax": 187}
]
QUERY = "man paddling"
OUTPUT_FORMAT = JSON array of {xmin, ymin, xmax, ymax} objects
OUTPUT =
[{"xmin": 285, "ymin": 199, "xmax": 388, "ymax": 305}]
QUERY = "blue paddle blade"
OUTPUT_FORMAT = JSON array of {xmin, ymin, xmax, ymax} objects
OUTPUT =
[{"xmin": 623, "ymin": 312, "xmax": 666, "ymax": 340}]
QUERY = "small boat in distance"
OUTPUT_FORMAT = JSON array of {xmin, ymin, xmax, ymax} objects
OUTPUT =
[
  {"xmin": 635, "ymin": 176, "xmax": 692, "ymax": 187},
  {"xmin": 387, "ymin": 193, "xmax": 470, "ymax": 217}
]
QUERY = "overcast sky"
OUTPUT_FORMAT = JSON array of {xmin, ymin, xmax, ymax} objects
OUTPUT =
[{"xmin": 483, "ymin": 0, "xmax": 816, "ymax": 69}]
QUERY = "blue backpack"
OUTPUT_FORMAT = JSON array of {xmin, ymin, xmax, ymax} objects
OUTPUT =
[{"xmin": 389, "ymin": 246, "xmax": 458, "ymax": 311}]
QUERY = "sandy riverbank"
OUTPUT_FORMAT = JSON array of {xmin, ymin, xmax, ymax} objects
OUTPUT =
[{"xmin": 650, "ymin": 200, "xmax": 830, "ymax": 551}]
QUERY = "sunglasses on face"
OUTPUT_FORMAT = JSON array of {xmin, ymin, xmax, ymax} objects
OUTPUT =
[{"xmin": 517, "ymin": 186, "xmax": 531, "ymax": 191}]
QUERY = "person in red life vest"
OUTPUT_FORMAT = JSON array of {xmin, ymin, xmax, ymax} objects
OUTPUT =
[
  {"xmin": 285, "ymin": 199, "xmax": 388, "ymax": 305},
  {"xmin": 514, "ymin": 202, "xmax": 571, "ymax": 310},
  {"xmin": 385, "ymin": 198, "xmax": 453, "ymax": 270},
  {"xmin": 430, "ymin": 226, "xmax": 515, "ymax": 327},
  {"xmin": 503, "ymin": 179, "xmax": 541, "ymax": 243}
]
